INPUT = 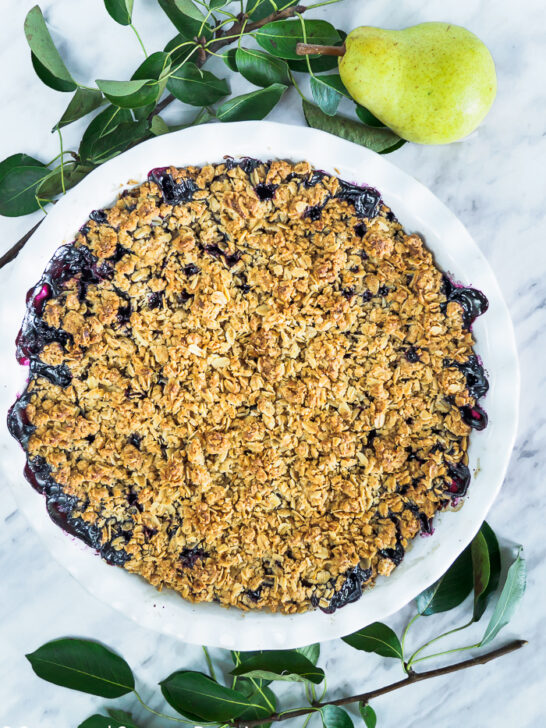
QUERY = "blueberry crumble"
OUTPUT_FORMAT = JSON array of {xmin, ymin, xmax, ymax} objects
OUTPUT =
[{"xmin": 8, "ymin": 159, "xmax": 489, "ymax": 614}]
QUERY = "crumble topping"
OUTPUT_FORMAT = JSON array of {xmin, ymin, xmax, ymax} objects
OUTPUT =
[{"xmin": 8, "ymin": 159, "xmax": 488, "ymax": 613}]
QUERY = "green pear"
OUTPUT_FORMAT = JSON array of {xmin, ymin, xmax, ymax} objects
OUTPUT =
[{"xmin": 339, "ymin": 22, "xmax": 497, "ymax": 144}]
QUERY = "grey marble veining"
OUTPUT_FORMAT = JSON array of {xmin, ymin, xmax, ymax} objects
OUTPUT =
[{"xmin": 1, "ymin": 1, "xmax": 545, "ymax": 726}]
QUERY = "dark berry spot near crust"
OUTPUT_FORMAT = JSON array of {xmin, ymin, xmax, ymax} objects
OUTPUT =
[
  {"xmin": 354, "ymin": 223, "xmax": 367, "ymax": 238},
  {"xmin": 128, "ymin": 433, "xmax": 142, "ymax": 449},
  {"xmin": 179, "ymin": 546, "xmax": 208, "ymax": 569},
  {"xmin": 89, "ymin": 209, "xmax": 108, "ymax": 224},
  {"xmin": 362, "ymin": 290, "xmax": 373, "ymax": 302},
  {"xmin": 184, "ymin": 263, "xmax": 200, "ymax": 277},
  {"xmin": 314, "ymin": 564, "xmax": 372, "ymax": 613},
  {"xmin": 377, "ymin": 285, "xmax": 389, "ymax": 297},
  {"xmin": 254, "ymin": 183, "xmax": 277, "ymax": 200},
  {"xmin": 337, "ymin": 181, "xmax": 381, "ymax": 218},
  {"xmin": 148, "ymin": 292, "xmax": 163, "ymax": 309},
  {"xmin": 405, "ymin": 346, "xmax": 420, "ymax": 363},
  {"xmin": 447, "ymin": 461, "xmax": 471, "ymax": 497},
  {"xmin": 342, "ymin": 287, "xmax": 356, "ymax": 300},
  {"xmin": 460, "ymin": 404, "xmax": 488, "ymax": 430},
  {"xmin": 304, "ymin": 205, "xmax": 324, "ymax": 221},
  {"xmin": 149, "ymin": 170, "xmax": 198, "ymax": 205}
]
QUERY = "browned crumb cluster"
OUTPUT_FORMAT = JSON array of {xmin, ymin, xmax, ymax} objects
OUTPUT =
[{"xmin": 18, "ymin": 159, "xmax": 481, "ymax": 613}]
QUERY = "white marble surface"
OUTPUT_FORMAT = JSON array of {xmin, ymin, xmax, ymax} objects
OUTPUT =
[{"xmin": 0, "ymin": 1, "xmax": 545, "ymax": 726}]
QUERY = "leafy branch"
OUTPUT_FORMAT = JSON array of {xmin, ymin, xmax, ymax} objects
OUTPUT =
[
  {"xmin": 25, "ymin": 522, "xmax": 527, "ymax": 727},
  {"xmin": 0, "ymin": 0, "xmax": 403, "ymax": 266}
]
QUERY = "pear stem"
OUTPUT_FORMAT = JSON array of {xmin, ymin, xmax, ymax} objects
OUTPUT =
[{"xmin": 295, "ymin": 42, "xmax": 346, "ymax": 56}]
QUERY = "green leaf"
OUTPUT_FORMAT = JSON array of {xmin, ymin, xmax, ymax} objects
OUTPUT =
[
  {"xmin": 471, "ymin": 530, "xmax": 491, "ymax": 618},
  {"xmin": 302, "ymin": 101, "xmax": 403, "ymax": 153},
  {"xmin": 79, "ymin": 105, "xmax": 147, "ymax": 164},
  {"xmin": 474, "ymin": 522, "xmax": 501, "ymax": 622},
  {"xmin": 0, "ymin": 163, "xmax": 50, "ymax": 217},
  {"xmin": 160, "ymin": 671, "xmax": 251, "ymax": 722},
  {"xmin": 256, "ymin": 19, "xmax": 341, "ymax": 60},
  {"xmin": 217, "ymin": 84, "xmax": 286, "ymax": 122},
  {"xmin": 359, "ymin": 703, "xmax": 377, "ymax": 728},
  {"xmin": 164, "ymin": 33, "xmax": 196, "ymax": 67},
  {"xmin": 150, "ymin": 115, "xmax": 170, "ymax": 136},
  {"xmin": 104, "ymin": 0, "xmax": 134, "ymax": 25},
  {"xmin": 236, "ymin": 47, "xmax": 290, "ymax": 87},
  {"xmin": 246, "ymin": 0, "xmax": 299, "ymax": 22},
  {"xmin": 296, "ymin": 643, "xmax": 320, "ymax": 665},
  {"xmin": 0, "ymin": 153, "xmax": 44, "ymax": 178},
  {"xmin": 25, "ymin": 638, "xmax": 134, "ymax": 698},
  {"xmin": 158, "ymin": 0, "xmax": 212, "ymax": 41},
  {"xmin": 342, "ymin": 622, "xmax": 403, "ymax": 660},
  {"xmin": 310, "ymin": 75, "xmax": 342, "ymax": 116},
  {"xmin": 107, "ymin": 708, "xmax": 140, "ymax": 727},
  {"xmin": 210, "ymin": 0, "xmax": 230, "ymax": 8},
  {"xmin": 79, "ymin": 715, "xmax": 138, "ymax": 728},
  {"xmin": 231, "ymin": 650, "xmax": 325, "ymax": 684},
  {"xmin": 54, "ymin": 88, "xmax": 105, "ymax": 131},
  {"xmin": 133, "ymin": 51, "xmax": 171, "ymax": 81},
  {"xmin": 36, "ymin": 162, "xmax": 92, "ymax": 198},
  {"xmin": 287, "ymin": 30, "xmax": 346, "ymax": 73},
  {"xmin": 237, "ymin": 684, "xmax": 277, "ymax": 724},
  {"xmin": 321, "ymin": 705, "xmax": 354, "ymax": 728},
  {"xmin": 355, "ymin": 105, "xmax": 385, "ymax": 128},
  {"xmin": 31, "ymin": 53, "xmax": 76, "ymax": 93},
  {"xmin": 167, "ymin": 62, "xmax": 229, "ymax": 106},
  {"xmin": 96, "ymin": 78, "xmax": 159, "ymax": 109},
  {"xmin": 24, "ymin": 6, "xmax": 76, "ymax": 91},
  {"xmin": 416, "ymin": 543, "xmax": 474, "ymax": 616},
  {"xmin": 223, "ymin": 47, "xmax": 239, "ymax": 72},
  {"xmin": 480, "ymin": 548, "xmax": 526, "ymax": 647}
]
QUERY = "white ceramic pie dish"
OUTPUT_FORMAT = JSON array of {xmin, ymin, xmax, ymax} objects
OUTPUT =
[{"xmin": 0, "ymin": 121, "xmax": 518, "ymax": 649}]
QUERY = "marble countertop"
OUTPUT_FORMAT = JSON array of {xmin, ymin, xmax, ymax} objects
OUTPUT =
[{"xmin": 1, "ymin": 1, "xmax": 545, "ymax": 726}]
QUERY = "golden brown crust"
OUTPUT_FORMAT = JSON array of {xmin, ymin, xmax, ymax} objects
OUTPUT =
[{"xmin": 22, "ymin": 160, "xmax": 481, "ymax": 613}]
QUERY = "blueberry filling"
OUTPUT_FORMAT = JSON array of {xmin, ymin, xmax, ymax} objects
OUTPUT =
[
  {"xmin": 342, "ymin": 286, "xmax": 356, "ymax": 300},
  {"xmin": 405, "ymin": 346, "xmax": 420, "ymax": 363},
  {"xmin": 354, "ymin": 223, "xmax": 367, "ymax": 238},
  {"xmin": 179, "ymin": 546, "xmax": 208, "ymax": 569},
  {"xmin": 336, "ymin": 181, "xmax": 381, "ymax": 218},
  {"xmin": 254, "ymin": 183, "xmax": 277, "ymax": 200},
  {"xmin": 29, "ymin": 359, "xmax": 72, "ymax": 388},
  {"xmin": 445, "ymin": 356, "xmax": 489, "ymax": 400},
  {"xmin": 128, "ymin": 433, "xmax": 143, "ymax": 449},
  {"xmin": 184, "ymin": 263, "xmax": 200, "ymax": 277},
  {"xmin": 377, "ymin": 285, "xmax": 389, "ymax": 297},
  {"xmin": 447, "ymin": 461, "xmax": 471, "ymax": 497},
  {"xmin": 304, "ymin": 204, "xmax": 324, "ymax": 221},
  {"xmin": 149, "ymin": 170, "xmax": 198, "ymax": 205},
  {"xmin": 460, "ymin": 404, "xmax": 488, "ymax": 430},
  {"xmin": 304, "ymin": 171, "xmax": 327, "ymax": 188},
  {"xmin": 90, "ymin": 209, "xmax": 108, "ymax": 223},
  {"xmin": 361, "ymin": 290, "xmax": 373, "ymax": 302},
  {"xmin": 148, "ymin": 291, "xmax": 164, "ymax": 309},
  {"xmin": 442, "ymin": 275, "xmax": 489, "ymax": 328},
  {"xmin": 313, "ymin": 564, "xmax": 372, "ymax": 613}
]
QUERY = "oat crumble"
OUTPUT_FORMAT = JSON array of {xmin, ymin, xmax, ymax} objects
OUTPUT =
[{"xmin": 8, "ymin": 159, "xmax": 489, "ymax": 613}]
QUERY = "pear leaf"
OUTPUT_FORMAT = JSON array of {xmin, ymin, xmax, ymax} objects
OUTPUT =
[
  {"xmin": 104, "ymin": 0, "xmax": 134, "ymax": 25},
  {"xmin": 217, "ymin": 84, "xmax": 286, "ymax": 122},
  {"xmin": 24, "ymin": 6, "xmax": 76, "ymax": 92},
  {"xmin": 302, "ymin": 101, "xmax": 403, "ymax": 154},
  {"xmin": 480, "ymin": 548, "xmax": 526, "ymax": 647},
  {"xmin": 236, "ymin": 47, "xmax": 290, "ymax": 87},
  {"xmin": 54, "ymin": 88, "xmax": 105, "ymax": 131}
]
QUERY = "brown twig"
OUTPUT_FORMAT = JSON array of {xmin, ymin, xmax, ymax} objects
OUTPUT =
[
  {"xmin": 232, "ymin": 640, "xmax": 527, "ymax": 727},
  {"xmin": 296, "ymin": 42, "xmax": 346, "ymax": 56},
  {"xmin": 0, "ymin": 219, "xmax": 44, "ymax": 269},
  {"xmin": 148, "ymin": 4, "xmax": 307, "ymax": 122}
]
